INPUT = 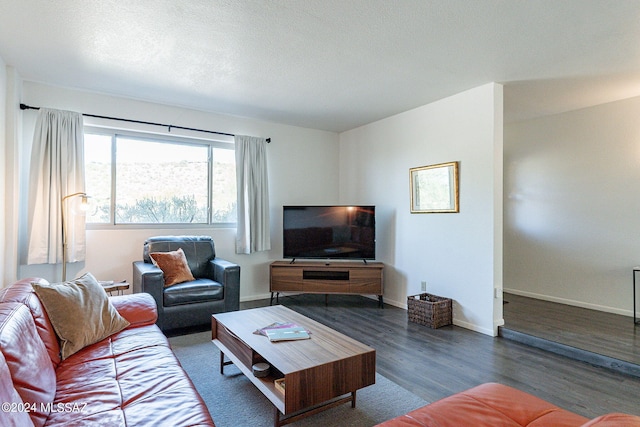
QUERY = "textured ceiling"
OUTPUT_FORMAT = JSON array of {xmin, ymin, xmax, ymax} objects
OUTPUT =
[{"xmin": 1, "ymin": 1, "xmax": 639, "ymax": 132}]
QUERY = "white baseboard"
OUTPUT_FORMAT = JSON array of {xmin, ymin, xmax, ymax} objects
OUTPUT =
[
  {"xmin": 240, "ymin": 293, "xmax": 275, "ymax": 302},
  {"xmin": 452, "ymin": 319, "xmax": 496, "ymax": 337},
  {"xmin": 242, "ymin": 292, "xmax": 408, "ymax": 308},
  {"xmin": 384, "ymin": 297, "xmax": 497, "ymax": 337},
  {"xmin": 241, "ymin": 293, "xmax": 499, "ymax": 336},
  {"xmin": 504, "ymin": 288, "xmax": 633, "ymax": 317},
  {"xmin": 380, "ymin": 297, "xmax": 406, "ymax": 309}
]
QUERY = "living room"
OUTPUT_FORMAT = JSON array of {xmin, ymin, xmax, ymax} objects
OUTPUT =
[
  {"xmin": 1, "ymin": 2, "xmax": 640, "ymax": 426},
  {"xmin": 4, "ymin": 62, "xmax": 505, "ymax": 337}
]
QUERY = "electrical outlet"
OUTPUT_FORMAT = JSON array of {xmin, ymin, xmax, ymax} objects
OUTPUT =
[{"xmin": 421, "ymin": 281, "xmax": 427, "ymax": 292}]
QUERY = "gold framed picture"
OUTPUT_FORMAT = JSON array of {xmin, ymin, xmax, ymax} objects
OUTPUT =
[{"xmin": 410, "ymin": 161, "xmax": 459, "ymax": 213}]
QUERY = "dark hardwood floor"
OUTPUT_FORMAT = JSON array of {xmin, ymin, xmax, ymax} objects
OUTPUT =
[
  {"xmin": 502, "ymin": 292, "xmax": 640, "ymax": 366},
  {"xmin": 240, "ymin": 293, "xmax": 640, "ymax": 420}
]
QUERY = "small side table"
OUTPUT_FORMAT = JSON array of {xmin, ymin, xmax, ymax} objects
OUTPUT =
[
  {"xmin": 100, "ymin": 281, "xmax": 130, "ymax": 296},
  {"xmin": 633, "ymin": 267, "xmax": 640, "ymax": 325}
]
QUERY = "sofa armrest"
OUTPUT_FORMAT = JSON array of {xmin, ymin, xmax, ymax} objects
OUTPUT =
[
  {"xmin": 109, "ymin": 292, "xmax": 158, "ymax": 327},
  {"xmin": 375, "ymin": 383, "xmax": 591, "ymax": 427},
  {"xmin": 581, "ymin": 413, "xmax": 640, "ymax": 426},
  {"xmin": 210, "ymin": 258, "xmax": 240, "ymax": 312}
]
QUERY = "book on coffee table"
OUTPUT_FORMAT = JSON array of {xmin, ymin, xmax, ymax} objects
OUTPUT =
[
  {"xmin": 255, "ymin": 322, "xmax": 311, "ymax": 341},
  {"xmin": 264, "ymin": 325, "xmax": 310, "ymax": 342},
  {"xmin": 255, "ymin": 321, "xmax": 308, "ymax": 335}
]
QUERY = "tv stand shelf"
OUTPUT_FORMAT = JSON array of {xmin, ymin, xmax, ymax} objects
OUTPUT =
[{"xmin": 269, "ymin": 261, "xmax": 384, "ymax": 307}]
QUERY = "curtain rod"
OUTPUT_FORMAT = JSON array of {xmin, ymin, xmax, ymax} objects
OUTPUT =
[{"xmin": 19, "ymin": 103, "xmax": 270, "ymax": 143}]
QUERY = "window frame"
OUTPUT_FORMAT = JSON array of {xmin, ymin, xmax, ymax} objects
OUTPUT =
[{"xmin": 84, "ymin": 126, "xmax": 237, "ymax": 230}]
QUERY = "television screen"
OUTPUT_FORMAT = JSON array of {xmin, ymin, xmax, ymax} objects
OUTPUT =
[{"xmin": 283, "ymin": 205, "xmax": 375, "ymax": 260}]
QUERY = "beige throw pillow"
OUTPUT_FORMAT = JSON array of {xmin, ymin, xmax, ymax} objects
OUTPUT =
[
  {"xmin": 149, "ymin": 248, "xmax": 195, "ymax": 287},
  {"xmin": 32, "ymin": 272, "xmax": 130, "ymax": 360}
]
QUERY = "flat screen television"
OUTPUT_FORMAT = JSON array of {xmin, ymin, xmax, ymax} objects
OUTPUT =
[{"xmin": 283, "ymin": 205, "xmax": 375, "ymax": 260}]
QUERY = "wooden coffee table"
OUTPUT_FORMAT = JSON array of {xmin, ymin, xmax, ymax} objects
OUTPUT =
[{"xmin": 211, "ymin": 305, "xmax": 376, "ymax": 426}]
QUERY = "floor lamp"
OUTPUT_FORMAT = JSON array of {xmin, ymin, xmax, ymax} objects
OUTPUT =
[{"xmin": 61, "ymin": 192, "xmax": 88, "ymax": 281}]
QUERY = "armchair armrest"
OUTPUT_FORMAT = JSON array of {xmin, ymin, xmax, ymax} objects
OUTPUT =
[
  {"xmin": 210, "ymin": 258, "xmax": 240, "ymax": 312},
  {"xmin": 109, "ymin": 293, "xmax": 158, "ymax": 328},
  {"xmin": 133, "ymin": 261, "xmax": 164, "ymax": 295},
  {"xmin": 132, "ymin": 260, "xmax": 166, "ymax": 327}
]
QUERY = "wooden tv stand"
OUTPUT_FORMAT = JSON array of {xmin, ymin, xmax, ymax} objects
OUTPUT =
[{"xmin": 269, "ymin": 260, "xmax": 384, "ymax": 307}]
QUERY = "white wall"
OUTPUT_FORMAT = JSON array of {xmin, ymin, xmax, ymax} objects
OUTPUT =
[
  {"xmin": 15, "ymin": 82, "xmax": 340, "ymax": 300},
  {"xmin": 339, "ymin": 83, "xmax": 504, "ymax": 335},
  {"xmin": 504, "ymin": 95, "xmax": 640, "ymax": 316}
]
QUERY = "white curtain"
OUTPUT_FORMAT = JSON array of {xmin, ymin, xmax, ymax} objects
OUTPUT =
[
  {"xmin": 27, "ymin": 108, "xmax": 86, "ymax": 265},
  {"xmin": 235, "ymin": 135, "xmax": 270, "ymax": 254}
]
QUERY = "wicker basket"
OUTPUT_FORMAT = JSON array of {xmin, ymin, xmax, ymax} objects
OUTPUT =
[{"xmin": 407, "ymin": 293, "xmax": 452, "ymax": 328}]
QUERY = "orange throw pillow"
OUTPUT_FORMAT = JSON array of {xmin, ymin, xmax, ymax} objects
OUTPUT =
[{"xmin": 149, "ymin": 248, "xmax": 195, "ymax": 287}]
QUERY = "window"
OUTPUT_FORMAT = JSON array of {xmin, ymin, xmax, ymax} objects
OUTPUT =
[{"xmin": 84, "ymin": 129, "xmax": 236, "ymax": 226}]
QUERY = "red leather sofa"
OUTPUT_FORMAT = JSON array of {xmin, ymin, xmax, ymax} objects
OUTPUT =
[
  {"xmin": 0, "ymin": 278, "xmax": 215, "ymax": 427},
  {"xmin": 376, "ymin": 382, "xmax": 640, "ymax": 426}
]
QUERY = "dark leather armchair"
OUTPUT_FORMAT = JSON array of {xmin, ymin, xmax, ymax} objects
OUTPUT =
[{"xmin": 132, "ymin": 235, "xmax": 240, "ymax": 331}]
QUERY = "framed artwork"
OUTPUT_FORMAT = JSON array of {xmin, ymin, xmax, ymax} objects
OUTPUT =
[{"xmin": 410, "ymin": 161, "xmax": 459, "ymax": 213}]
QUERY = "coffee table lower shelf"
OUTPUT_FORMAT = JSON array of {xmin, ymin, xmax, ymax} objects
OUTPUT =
[
  {"xmin": 215, "ymin": 340, "xmax": 285, "ymax": 413},
  {"xmin": 214, "ymin": 340, "xmax": 357, "ymax": 427}
]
